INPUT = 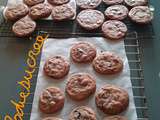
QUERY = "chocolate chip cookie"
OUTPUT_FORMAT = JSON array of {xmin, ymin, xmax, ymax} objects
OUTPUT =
[
  {"xmin": 42, "ymin": 117, "xmax": 63, "ymax": 120},
  {"xmin": 69, "ymin": 106, "xmax": 96, "ymax": 120},
  {"xmin": 23, "ymin": 0, "xmax": 45, "ymax": 6},
  {"xmin": 92, "ymin": 52, "xmax": 123, "ymax": 75},
  {"xmin": 52, "ymin": 4, "xmax": 75, "ymax": 21},
  {"xmin": 4, "ymin": 4, "xmax": 29, "ymax": 21},
  {"xmin": 128, "ymin": 6, "xmax": 153, "ymax": 24},
  {"xmin": 43, "ymin": 56, "xmax": 70, "ymax": 79},
  {"xmin": 95, "ymin": 85, "xmax": 129, "ymax": 115},
  {"xmin": 103, "ymin": 0, "xmax": 123, "ymax": 5},
  {"xmin": 66, "ymin": 73, "xmax": 96, "ymax": 100},
  {"xmin": 105, "ymin": 5, "xmax": 128, "ymax": 20},
  {"xmin": 39, "ymin": 87, "xmax": 65, "ymax": 114},
  {"xmin": 124, "ymin": 0, "xmax": 147, "ymax": 7},
  {"xmin": 12, "ymin": 16, "xmax": 36, "ymax": 37},
  {"xmin": 77, "ymin": 9, "xmax": 105, "ymax": 30},
  {"xmin": 103, "ymin": 115, "xmax": 128, "ymax": 120},
  {"xmin": 29, "ymin": 3, "xmax": 52, "ymax": 20},
  {"xmin": 76, "ymin": 0, "xmax": 102, "ymax": 9},
  {"xmin": 102, "ymin": 20, "xmax": 127, "ymax": 40},
  {"xmin": 48, "ymin": 0, "xmax": 70, "ymax": 5},
  {"xmin": 70, "ymin": 42, "xmax": 97, "ymax": 63}
]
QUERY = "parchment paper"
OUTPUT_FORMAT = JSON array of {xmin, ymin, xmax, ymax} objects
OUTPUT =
[
  {"xmin": 30, "ymin": 37, "xmax": 137, "ymax": 120},
  {"xmin": 3, "ymin": 0, "xmax": 76, "ymax": 20}
]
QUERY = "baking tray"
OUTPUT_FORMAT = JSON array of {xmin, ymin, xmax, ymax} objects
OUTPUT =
[{"xmin": 0, "ymin": 0, "xmax": 155, "ymax": 120}]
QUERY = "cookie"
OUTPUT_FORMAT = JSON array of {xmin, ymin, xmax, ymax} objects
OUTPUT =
[
  {"xmin": 102, "ymin": 20, "xmax": 127, "ymax": 40},
  {"xmin": 103, "ymin": 0, "xmax": 123, "ymax": 5},
  {"xmin": 4, "ymin": 4, "xmax": 29, "ymax": 21},
  {"xmin": 105, "ymin": 5, "xmax": 128, "ymax": 20},
  {"xmin": 43, "ymin": 56, "xmax": 70, "ymax": 79},
  {"xmin": 12, "ymin": 16, "xmax": 36, "ymax": 37},
  {"xmin": 70, "ymin": 42, "xmax": 97, "ymax": 63},
  {"xmin": 48, "ymin": 0, "xmax": 70, "ymax": 5},
  {"xmin": 29, "ymin": 3, "xmax": 52, "ymax": 20},
  {"xmin": 66, "ymin": 73, "xmax": 96, "ymax": 100},
  {"xmin": 95, "ymin": 85, "xmax": 129, "ymax": 115},
  {"xmin": 77, "ymin": 9, "xmax": 105, "ymax": 30},
  {"xmin": 51, "ymin": 4, "xmax": 75, "ymax": 21},
  {"xmin": 76, "ymin": 0, "xmax": 102, "ymax": 9},
  {"xmin": 69, "ymin": 106, "xmax": 96, "ymax": 120},
  {"xmin": 42, "ymin": 117, "xmax": 62, "ymax": 120},
  {"xmin": 23, "ymin": 0, "xmax": 45, "ymax": 6},
  {"xmin": 124, "ymin": 0, "xmax": 147, "ymax": 7},
  {"xmin": 92, "ymin": 52, "xmax": 123, "ymax": 75},
  {"xmin": 39, "ymin": 87, "xmax": 65, "ymax": 114},
  {"xmin": 128, "ymin": 6, "xmax": 153, "ymax": 24},
  {"xmin": 103, "ymin": 115, "xmax": 128, "ymax": 120}
]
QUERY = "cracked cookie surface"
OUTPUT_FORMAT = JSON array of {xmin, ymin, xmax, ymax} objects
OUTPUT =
[
  {"xmin": 69, "ymin": 106, "xmax": 96, "ymax": 120},
  {"xmin": 128, "ymin": 6, "xmax": 153, "ymax": 24},
  {"xmin": 12, "ymin": 16, "xmax": 36, "ymax": 37},
  {"xmin": 102, "ymin": 20, "xmax": 127, "ymax": 40},
  {"xmin": 71, "ymin": 42, "xmax": 97, "ymax": 63},
  {"xmin": 39, "ymin": 87, "xmax": 65, "ymax": 114},
  {"xmin": 43, "ymin": 56, "xmax": 70, "ymax": 79},
  {"xmin": 96, "ymin": 85, "xmax": 129, "ymax": 115},
  {"xmin": 4, "ymin": 4, "xmax": 29, "ymax": 21},
  {"xmin": 77, "ymin": 9, "xmax": 105, "ymax": 30},
  {"xmin": 66, "ymin": 73, "xmax": 96, "ymax": 100}
]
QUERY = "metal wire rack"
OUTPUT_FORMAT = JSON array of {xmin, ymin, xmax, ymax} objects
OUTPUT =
[
  {"xmin": 0, "ymin": 1, "xmax": 154, "ymax": 37},
  {"xmin": 0, "ymin": 18, "xmax": 154, "ymax": 38},
  {"xmin": 13, "ymin": 31, "xmax": 148, "ymax": 120}
]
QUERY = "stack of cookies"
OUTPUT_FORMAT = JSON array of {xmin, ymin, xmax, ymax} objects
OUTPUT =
[
  {"xmin": 76, "ymin": 0, "xmax": 153, "ymax": 40},
  {"xmin": 39, "ymin": 41, "xmax": 129, "ymax": 120},
  {"xmin": 4, "ymin": 0, "xmax": 75, "ymax": 37}
]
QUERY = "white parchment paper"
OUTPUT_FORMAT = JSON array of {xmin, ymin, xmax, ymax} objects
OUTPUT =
[
  {"xmin": 30, "ymin": 37, "xmax": 137, "ymax": 120},
  {"xmin": 3, "ymin": 0, "xmax": 76, "ymax": 20}
]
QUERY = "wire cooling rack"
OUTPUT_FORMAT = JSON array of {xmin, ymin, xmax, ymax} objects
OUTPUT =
[
  {"xmin": 0, "ymin": 2, "xmax": 154, "ymax": 37},
  {"xmin": 0, "ymin": 2, "xmax": 154, "ymax": 120},
  {"xmin": 0, "ymin": 18, "xmax": 154, "ymax": 38},
  {"xmin": 14, "ymin": 31, "xmax": 149, "ymax": 120}
]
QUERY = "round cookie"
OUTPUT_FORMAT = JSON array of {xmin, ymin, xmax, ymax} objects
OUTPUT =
[
  {"xmin": 4, "ymin": 4, "xmax": 29, "ymax": 21},
  {"xmin": 77, "ymin": 9, "xmax": 105, "ymax": 30},
  {"xmin": 124, "ymin": 0, "xmax": 147, "ymax": 7},
  {"xmin": 76, "ymin": 0, "xmax": 102, "ymax": 9},
  {"xmin": 95, "ymin": 85, "xmax": 129, "ymax": 115},
  {"xmin": 12, "ymin": 16, "xmax": 36, "ymax": 37},
  {"xmin": 29, "ymin": 3, "xmax": 52, "ymax": 20},
  {"xmin": 52, "ymin": 4, "xmax": 75, "ymax": 21},
  {"xmin": 128, "ymin": 6, "xmax": 153, "ymax": 24},
  {"xmin": 23, "ymin": 0, "xmax": 45, "ymax": 6},
  {"xmin": 105, "ymin": 5, "xmax": 128, "ymax": 20},
  {"xmin": 70, "ymin": 42, "xmax": 97, "ymax": 63},
  {"xmin": 102, "ymin": 20, "xmax": 127, "ymax": 40},
  {"xmin": 103, "ymin": 0, "xmax": 123, "ymax": 5},
  {"xmin": 43, "ymin": 56, "xmax": 70, "ymax": 79},
  {"xmin": 92, "ymin": 52, "xmax": 123, "ymax": 75},
  {"xmin": 48, "ymin": 0, "xmax": 70, "ymax": 5},
  {"xmin": 69, "ymin": 106, "xmax": 96, "ymax": 120},
  {"xmin": 39, "ymin": 87, "xmax": 65, "ymax": 114},
  {"xmin": 66, "ymin": 73, "xmax": 96, "ymax": 101},
  {"xmin": 42, "ymin": 117, "xmax": 62, "ymax": 120},
  {"xmin": 103, "ymin": 115, "xmax": 128, "ymax": 120}
]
